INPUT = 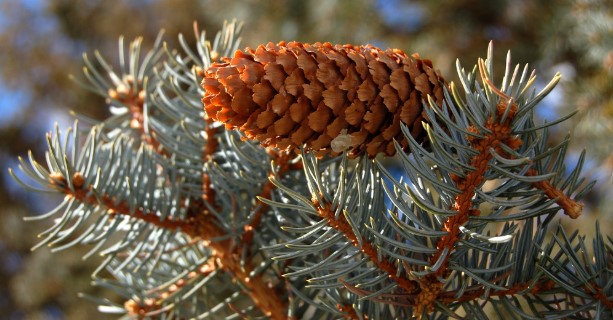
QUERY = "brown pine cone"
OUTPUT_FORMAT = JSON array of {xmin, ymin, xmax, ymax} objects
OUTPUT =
[{"xmin": 202, "ymin": 41, "xmax": 446, "ymax": 158}]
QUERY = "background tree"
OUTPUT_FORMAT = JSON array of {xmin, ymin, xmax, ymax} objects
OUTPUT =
[{"xmin": 1, "ymin": 0, "xmax": 611, "ymax": 319}]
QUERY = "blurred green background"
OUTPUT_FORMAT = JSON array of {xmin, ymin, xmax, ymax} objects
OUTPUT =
[{"xmin": 1, "ymin": 0, "xmax": 611, "ymax": 319}]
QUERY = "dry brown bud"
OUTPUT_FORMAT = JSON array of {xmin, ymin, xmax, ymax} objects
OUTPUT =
[
  {"xmin": 72, "ymin": 172, "xmax": 85, "ymax": 189},
  {"xmin": 48, "ymin": 172, "xmax": 66, "ymax": 186},
  {"xmin": 124, "ymin": 299, "xmax": 139, "ymax": 315},
  {"xmin": 108, "ymin": 88, "xmax": 119, "ymax": 100},
  {"xmin": 138, "ymin": 90, "xmax": 146, "ymax": 103},
  {"xmin": 210, "ymin": 50, "xmax": 219, "ymax": 62},
  {"xmin": 194, "ymin": 66, "xmax": 205, "ymax": 78},
  {"xmin": 124, "ymin": 75, "xmax": 135, "ymax": 85},
  {"xmin": 202, "ymin": 41, "xmax": 446, "ymax": 158},
  {"xmin": 116, "ymin": 83, "xmax": 129, "ymax": 96},
  {"xmin": 130, "ymin": 118, "xmax": 142, "ymax": 129}
]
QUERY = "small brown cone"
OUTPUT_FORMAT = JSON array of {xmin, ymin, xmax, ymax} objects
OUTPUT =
[{"xmin": 202, "ymin": 41, "xmax": 446, "ymax": 158}]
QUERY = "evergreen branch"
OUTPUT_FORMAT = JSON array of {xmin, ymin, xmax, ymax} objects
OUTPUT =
[
  {"xmin": 187, "ymin": 196, "xmax": 289, "ymax": 320},
  {"xmin": 527, "ymin": 169, "xmax": 583, "ymax": 218},
  {"xmin": 312, "ymin": 196, "xmax": 419, "ymax": 294},
  {"xmin": 11, "ymin": 123, "xmax": 192, "ymax": 260},
  {"xmin": 15, "ymin": 121, "xmax": 288, "ymax": 318},
  {"xmin": 147, "ymin": 25, "xmax": 292, "ymax": 318},
  {"xmin": 73, "ymin": 32, "xmax": 166, "ymax": 150},
  {"xmin": 484, "ymin": 75, "xmax": 584, "ymax": 219},
  {"xmin": 189, "ymin": 130, "xmax": 294, "ymax": 318},
  {"xmin": 123, "ymin": 257, "xmax": 216, "ymax": 317},
  {"xmin": 13, "ymin": 20, "xmax": 608, "ymax": 318},
  {"xmin": 440, "ymin": 223, "xmax": 612, "ymax": 317},
  {"xmin": 88, "ymin": 239, "xmax": 225, "ymax": 318},
  {"xmin": 198, "ymin": 127, "xmax": 290, "ymax": 318},
  {"xmin": 108, "ymin": 75, "xmax": 166, "ymax": 154},
  {"xmin": 51, "ymin": 173, "xmax": 193, "ymax": 234},
  {"xmin": 412, "ymin": 60, "xmax": 525, "ymax": 315},
  {"xmin": 98, "ymin": 179, "xmax": 289, "ymax": 319},
  {"xmin": 190, "ymin": 133, "xmax": 292, "ymax": 318},
  {"xmin": 266, "ymin": 154, "xmax": 423, "ymax": 318}
]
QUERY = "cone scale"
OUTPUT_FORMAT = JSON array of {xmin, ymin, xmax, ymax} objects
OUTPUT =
[{"xmin": 202, "ymin": 41, "xmax": 446, "ymax": 158}]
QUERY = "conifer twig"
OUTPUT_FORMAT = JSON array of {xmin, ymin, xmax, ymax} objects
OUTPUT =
[
  {"xmin": 50, "ymin": 172, "xmax": 193, "ymax": 233},
  {"xmin": 484, "ymin": 77, "xmax": 584, "ymax": 219},
  {"xmin": 416, "ymin": 59, "xmax": 524, "ymax": 315},
  {"xmin": 52, "ymin": 171, "xmax": 289, "ymax": 319},
  {"xmin": 313, "ymin": 197, "xmax": 420, "ymax": 294}
]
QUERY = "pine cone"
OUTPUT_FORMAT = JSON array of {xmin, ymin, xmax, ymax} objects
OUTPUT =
[{"xmin": 202, "ymin": 41, "xmax": 446, "ymax": 158}]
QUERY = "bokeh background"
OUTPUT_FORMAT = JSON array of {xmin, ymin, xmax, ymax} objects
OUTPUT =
[{"xmin": 1, "ymin": 0, "xmax": 611, "ymax": 319}]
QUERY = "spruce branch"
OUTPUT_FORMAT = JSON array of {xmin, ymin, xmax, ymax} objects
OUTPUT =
[
  {"xmin": 313, "ymin": 190, "xmax": 419, "ymax": 294},
  {"xmin": 262, "ymin": 43, "xmax": 601, "ymax": 318},
  {"xmin": 11, "ymin": 20, "xmax": 610, "ymax": 319},
  {"xmin": 13, "ymin": 22, "xmax": 295, "ymax": 319}
]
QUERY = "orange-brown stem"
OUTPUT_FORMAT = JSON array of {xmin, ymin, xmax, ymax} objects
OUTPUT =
[
  {"xmin": 527, "ymin": 169, "xmax": 583, "ymax": 218},
  {"xmin": 430, "ymin": 99, "xmax": 521, "ymax": 275},
  {"xmin": 314, "ymin": 198, "xmax": 419, "ymax": 294},
  {"xmin": 213, "ymin": 249, "xmax": 286, "ymax": 320},
  {"xmin": 484, "ymin": 77, "xmax": 583, "ymax": 218},
  {"xmin": 125, "ymin": 257, "xmax": 217, "ymax": 317},
  {"xmin": 416, "ymin": 93, "xmax": 522, "ymax": 315},
  {"xmin": 56, "ymin": 173, "xmax": 287, "ymax": 319},
  {"xmin": 188, "ymin": 205, "xmax": 288, "ymax": 320},
  {"xmin": 199, "ymin": 110, "xmax": 288, "ymax": 318},
  {"xmin": 419, "ymin": 77, "xmax": 586, "ymax": 314},
  {"xmin": 61, "ymin": 181, "xmax": 197, "ymax": 235},
  {"xmin": 201, "ymin": 118, "xmax": 220, "ymax": 208},
  {"xmin": 440, "ymin": 278, "xmax": 613, "ymax": 310},
  {"xmin": 343, "ymin": 273, "xmax": 611, "ymax": 313}
]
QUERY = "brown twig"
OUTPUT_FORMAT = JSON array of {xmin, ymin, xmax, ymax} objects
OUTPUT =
[
  {"xmin": 124, "ymin": 257, "xmax": 217, "ymax": 318},
  {"xmin": 412, "ymin": 64, "xmax": 587, "ymax": 316},
  {"xmin": 344, "ymin": 274, "xmax": 612, "ymax": 315},
  {"xmin": 189, "ymin": 205, "xmax": 288, "ymax": 319},
  {"xmin": 313, "ymin": 197, "xmax": 420, "ymax": 294},
  {"xmin": 441, "ymin": 277, "xmax": 613, "ymax": 310},
  {"xmin": 52, "ymin": 170, "xmax": 288, "ymax": 319},
  {"xmin": 202, "ymin": 117, "xmax": 220, "ymax": 205},
  {"xmin": 197, "ymin": 115, "xmax": 289, "ymax": 319},
  {"xmin": 483, "ymin": 77, "xmax": 584, "ymax": 219},
  {"xmin": 527, "ymin": 169, "xmax": 583, "ymax": 218},
  {"xmin": 52, "ymin": 172, "xmax": 196, "ymax": 234},
  {"xmin": 414, "ymin": 63, "xmax": 525, "ymax": 315}
]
